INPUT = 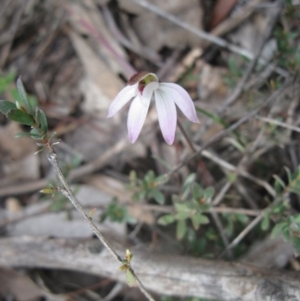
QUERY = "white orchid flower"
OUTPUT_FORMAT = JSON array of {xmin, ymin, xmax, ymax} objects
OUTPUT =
[{"xmin": 107, "ymin": 71, "xmax": 200, "ymax": 145}]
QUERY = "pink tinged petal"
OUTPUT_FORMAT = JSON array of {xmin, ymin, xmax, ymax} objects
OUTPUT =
[
  {"xmin": 159, "ymin": 83, "xmax": 200, "ymax": 123},
  {"xmin": 127, "ymin": 95, "xmax": 151, "ymax": 143},
  {"xmin": 142, "ymin": 81, "xmax": 159, "ymax": 99},
  {"xmin": 154, "ymin": 89, "xmax": 177, "ymax": 145},
  {"xmin": 107, "ymin": 84, "xmax": 138, "ymax": 118}
]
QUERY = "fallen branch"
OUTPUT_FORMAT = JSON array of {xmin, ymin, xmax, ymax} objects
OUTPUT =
[{"xmin": 0, "ymin": 236, "xmax": 299, "ymax": 301}]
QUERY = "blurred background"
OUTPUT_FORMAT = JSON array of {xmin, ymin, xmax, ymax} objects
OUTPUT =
[{"xmin": 0, "ymin": 1, "xmax": 300, "ymax": 301}]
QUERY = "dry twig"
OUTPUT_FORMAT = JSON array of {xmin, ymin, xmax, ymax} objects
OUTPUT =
[
  {"xmin": 1, "ymin": 236, "xmax": 300, "ymax": 301},
  {"xmin": 46, "ymin": 142, "xmax": 155, "ymax": 301}
]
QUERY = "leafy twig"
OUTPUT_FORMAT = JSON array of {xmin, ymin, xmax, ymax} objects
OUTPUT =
[{"xmin": 46, "ymin": 142, "xmax": 155, "ymax": 301}]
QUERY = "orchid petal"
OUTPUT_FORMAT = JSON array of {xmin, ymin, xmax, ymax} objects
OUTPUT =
[
  {"xmin": 127, "ymin": 95, "xmax": 151, "ymax": 143},
  {"xmin": 159, "ymin": 83, "xmax": 199, "ymax": 123},
  {"xmin": 142, "ymin": 81, "xmax": 159, "ymax": 100},
  {"xmin": 154, "ymin": 89, "xmax": 177, "ymax": 145},
  {"xmin": 107, "ymin": 84, "xmax": 138, "ymax": 118}
]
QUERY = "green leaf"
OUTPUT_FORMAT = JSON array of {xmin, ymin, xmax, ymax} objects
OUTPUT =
[
  {"xmin": 155, "ymin": 174, "xmax": 169, "ymax": 185},
  {"xmin": 134, "ymin": 190, "xmax": 146, "ymax": 202},
  {"xmin": 183, "ymin": 173, "xmax": 196, "ymax": 191},
  {"xmin": 132, "ymin": 191, "xmax": 139, "ymax": 202},
  {"xmin": 191, "ymin": 214, "xmax": 209, "ymax": 230},
  {"xmin": 175, "ymin": 210, "xmax": 190, "ymax": 221},
  {"xmin": 145, "ymin": 170, "xmax": 155, "ymax": 184},
  {"xmin": 291, "ymin": 214, "xmax": 300, "ymax": 225},
  {"xmin": 236, "ymin": 214, "xmax": 249, "ymax": 224},
  {"xmin": 15, "ymin": 131, "xmax": 33, "ymax": 138},
  {"xmin": 16, "ymin": 77, "xmax": 33, "ymax": 114},
  {"xmin": 181, "ymin": 174, "xmax": 196, "ymax": 199},
  {"xmin": 289, "ymin": 186, "xmax": 300, "ymax": 195},
  {"xmin": 0, "ymin": 100, "xmax": 17, "ymax": 115},
  {"xmin": 36, "ymin": 109, "xmax": 48, "ymax": 133},
  {"xmin": 196, "ymin": 106, "xmax": 228, "ymax": 127},
  {"xmin": 273, "ymin": 175, "xmax": 286, "ymax": 193},
  {"xmin": 282, "ymin": 224, "xmax": 291, "ymax": 240},
  {"xmin": 7, "ymin": 109, "xmax": 35, "ymax": 126},
  {"xmin": 174, "ymin": 203, "xmax": 187, "ymax": 212},
  {"xmin": 129, "ymin": 170, "xmax": 137, "ymax": 187},
  {"xmin": 150, "ymin": 188, "xmax": 165, "ymax": 204},
  {"xmin": 126, "ymin": 270, "xmax": 136, "ymax": 287},
  {"xmin": 192, "ymin": 183, "xmax": 202, "ymax": 200},
  {"xmin": 28, "ymin": 95, "xmax": 38, "ymax": 109},
  {"xmin": 30, "ymin": 128, "xmax": 42, "ymax": 140},
  {"xmin": 157, "ymin": 214, "xmax": 175, "ymax": 225},
  {"xmin": 174, "ymin": 203, "xmax": 190, "ymax": 220},
  {"xmin": 272, "ymin": 202, "xmax": 286, "ymax": 214},
  {"xmin": 40, "ymin": 187, "xmax": 58, "ymax": 194},
  {"xmin": 261, "ymin": 213, "xmax": 270, "ymax": 231},
  {"xmin": 271, "ymin": 221, "xmax": 288, "ymax": 238},
  {"xmin": 203, "ymin": 187, "xmax": 215, "ymax": 200},
  {"xmin": 292, "ymin": 236, "xmax": 300, "ymax": 255},
  {"xmin": 226, "ymin": 137, "xmax": 245, "ymax": 153},
  {"xmin": 176, "ymin": 219, "xmax": 187, "ymax": 240},
  {"xmin": 227, "ymin": 172, "xmax": 237, "ymax": 183},
  {"xmin": 284, "ymin": 167, "xmax": 292, "ymax": 184}
]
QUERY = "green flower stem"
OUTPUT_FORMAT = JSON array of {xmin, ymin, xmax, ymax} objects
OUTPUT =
[{"xmin": 45, "ymin": 142, "xmax": 155, "ymax": 301}]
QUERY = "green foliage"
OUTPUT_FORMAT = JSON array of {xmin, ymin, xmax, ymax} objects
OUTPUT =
[
  {"xmin": 35, "ymin": 108, "xmax": 48, "ymax": 134},
  {"xmin": 270, "ymin": 166, "xmax": 300, "ymax": 199},
  {"xmin": 128, "ymin": 170, "xmax": 166, "ymax": 204},
  {"xmin": 271, "ymin": 214, "xmax": 300, "ymax": 255},
  {"xmin": 0, "ymin": 72, "xmax": 37, "ymax": 112},
  {"xmin": 7, "ymin": 109, "xmax": 35, "ymax": 126},
  {"xmin": 125, "ymin": 269, "xmax": 135, "ymax": 287},
  {"xmin": 274, "ymin": 26, "xmax": 300, "ymax": 72},
  {"xmin": 101, "ymin": 199, "xmax": 133, "ymax": 223},
  {"xmin": 158, "ymin": 214, "xmax": 175, "ymax": 225},
  {"xmin": 222, "ymin": 213, "xmax": 249, "ymax": 238},
  {"xmin": 176, "ymin": 219, "xmax": 187, "ymax": 240},
  {"xmin": 0, "ymin": 100, "xmax": 17, "ymax": 114},
  {"xmin": 16, "ymin": 77, "xmax": 34, "ymax": 115},
  {"xmin": 263, "ymin": 166, "xmax": 300, "ymax": 254},
  {"xmin": 0, "ymin": 76, "xmax": 53, "ymax": 142},
  {"xmin": 119, "ymin": 249, "xmax": 136, "ymax": 287},
  {"xmin": 158, "ymin": 174, "xmax": 214, "ymax": 240},
  {"xmin": 261, "ymin": 212, "xmax": 270, "ymax": 231},
  {"xmin": 285, "ymin": 0, "xmax": 300, "ymax": 19},
  {"xmin": 195, "ymin": 106, "xmax": 228, "ymax": 128}
]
